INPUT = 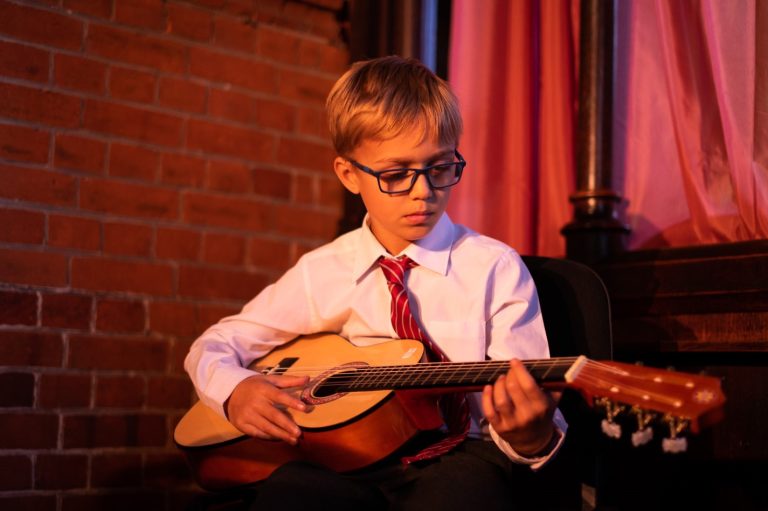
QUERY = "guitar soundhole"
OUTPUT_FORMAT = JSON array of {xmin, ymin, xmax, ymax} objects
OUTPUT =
[
  {"xmin": 301, "ymin": 362, "xmax": 369, "ymax": 405},
  {"xmin": 313, "ymin": 370, "xmax": 358, "ymax": 398}
]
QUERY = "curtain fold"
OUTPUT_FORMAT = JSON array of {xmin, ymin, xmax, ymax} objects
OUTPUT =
[{"xmin": 448, "ymin": 0, "xmax": 577, "ymax": 256}]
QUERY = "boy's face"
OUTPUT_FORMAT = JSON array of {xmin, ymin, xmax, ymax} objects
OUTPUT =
[{"xmin": 334, "ymin": 129, "xmax": 455, "ymax": 255}]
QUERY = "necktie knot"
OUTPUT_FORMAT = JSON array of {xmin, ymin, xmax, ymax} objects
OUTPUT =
[{"xmin": 378, "ymin": 255, "xmax": 416, "ymax": 286}]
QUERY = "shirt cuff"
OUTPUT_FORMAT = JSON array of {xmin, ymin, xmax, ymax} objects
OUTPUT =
[{"xmin": 489, "ymin": 421, "xmax": 566, "ymax": 471}]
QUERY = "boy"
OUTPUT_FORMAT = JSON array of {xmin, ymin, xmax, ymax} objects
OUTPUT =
[{"xmin": 185, "ymin": 56, "xmax": 567, "ymax": 510}]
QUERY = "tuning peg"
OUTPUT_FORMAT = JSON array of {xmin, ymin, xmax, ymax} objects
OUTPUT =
[
  {"xmin": 661, "ymin": 415, "xmax": 689, "ymax": 453},
  {"xmin": 630, "ymin": 406, "xmax": 654, "ymax": 446},
  {"xmin": 596, "ymin": 397, "xmax": 624, "ymax": 439}
]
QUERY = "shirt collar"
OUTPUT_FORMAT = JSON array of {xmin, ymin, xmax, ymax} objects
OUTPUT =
[{"xmin": 352, "ymin": 213, "xmax": 454, "ymax": 282}]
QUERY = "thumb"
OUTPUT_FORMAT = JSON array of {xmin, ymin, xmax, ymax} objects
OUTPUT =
[{"xmin": 265, "ymin": 374, "xmax": 310, "ymax": 389}]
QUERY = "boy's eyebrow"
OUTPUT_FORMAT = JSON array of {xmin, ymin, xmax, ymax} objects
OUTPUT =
[{"xmin": 373, "ymin": 149, "xmax": 455, "ymax": 166}]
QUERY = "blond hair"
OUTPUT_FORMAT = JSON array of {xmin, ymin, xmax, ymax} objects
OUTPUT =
[{"xmin": 326, "ymin": 56, "xmax": 463, "ymax": 156}]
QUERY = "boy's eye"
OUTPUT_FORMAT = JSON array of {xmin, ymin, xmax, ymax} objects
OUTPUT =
[{"xmin": 380, "ymin": 170, "xmax": 412, "ymax": 182}]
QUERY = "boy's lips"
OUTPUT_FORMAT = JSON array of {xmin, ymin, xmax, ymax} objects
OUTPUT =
[{"xmin": 404, "ymin": 211, "xmax": 433, "ymax": 224}]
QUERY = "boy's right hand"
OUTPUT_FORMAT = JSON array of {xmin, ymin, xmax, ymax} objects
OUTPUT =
[{"xmin": 224, "ymin": 374, "xmax": 309, "ymax": 445}]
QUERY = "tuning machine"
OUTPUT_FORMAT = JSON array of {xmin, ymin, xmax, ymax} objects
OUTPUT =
[
  {"xmin": 596, "ymin": 397, "xmax": 624, "ymax": 439},
  {"xmin": 661, "ymin": 415, "xmax": 689, "ymax": 453},
  {"xmin": 629, "ymin": 406, "xmax": 655, "ymax": 446}
]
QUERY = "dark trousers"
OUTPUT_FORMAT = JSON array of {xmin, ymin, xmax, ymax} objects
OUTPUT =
[{"xmin": 248, "ymin": 436, "xmax": 581, "ymax": 511}]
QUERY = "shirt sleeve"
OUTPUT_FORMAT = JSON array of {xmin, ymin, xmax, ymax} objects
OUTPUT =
[
  {"xmin": 183, "ymin": 258, "xmax": 316, "ymax": 418},
  {"xmin": 484, "ymin": 250, "xmax": 568, "ymax": 468}
]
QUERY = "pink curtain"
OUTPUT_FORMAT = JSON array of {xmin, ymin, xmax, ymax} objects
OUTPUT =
[
  {"xmin": 615, "ymin": 0, "xmax": 768, "ymax": 249},
  {"xmin": 448, "ymin": 0, "xmax": 579, "ymax": 256}
]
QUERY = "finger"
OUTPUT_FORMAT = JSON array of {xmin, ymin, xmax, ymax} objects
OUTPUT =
[
  {"xmin": 508, "ymin": 359, "xmax": 544, "ymax": 404},
  {"xmin": 266, "ymin": 374, "xmax": 309, "ymax": 389},
  {"xmin": 481, "ymin": 384, "xmax": 499, "ymax": 423},
  {"xmin": 492, "ymin": 374, "xmax": 516, "ymax": 415},
  {"xmin": 264, "ymin": 376, "xmax": 308, "ymax": 412},
  {"xmin": 252, "ymin": 407, "xmax": 303, "ymax": 444}
]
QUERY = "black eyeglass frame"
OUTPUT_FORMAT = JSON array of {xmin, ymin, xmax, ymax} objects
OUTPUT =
[{"xmin": 347, "ymin": 150, "xmax": 466, "ymax": 194}]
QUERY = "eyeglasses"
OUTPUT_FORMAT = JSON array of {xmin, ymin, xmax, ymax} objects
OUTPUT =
[{"xmin": 347, "ymin": 150, "xmax": 466, "ymax": 194}]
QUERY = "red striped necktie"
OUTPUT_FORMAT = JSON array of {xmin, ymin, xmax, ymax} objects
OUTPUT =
[{"xmin": 378, "ymin": 255, "xmax": 470, "ymax": 463}]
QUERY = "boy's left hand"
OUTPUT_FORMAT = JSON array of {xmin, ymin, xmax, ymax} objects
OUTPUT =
[{"xmin": 482, "ymin": 359, "xmax": 559, "ymax": 457}]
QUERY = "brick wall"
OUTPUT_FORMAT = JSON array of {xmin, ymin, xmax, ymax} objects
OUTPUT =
[{"xmin": 0, "ymin": 0, "xmax": 348, "ymax": 508}]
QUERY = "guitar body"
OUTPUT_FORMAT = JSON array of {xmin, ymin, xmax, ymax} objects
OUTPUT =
[{"xmin": 175, "ymin": 334, "xmax": 435, "ymax": 490}]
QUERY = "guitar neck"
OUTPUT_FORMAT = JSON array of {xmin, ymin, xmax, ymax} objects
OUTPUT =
[{"xmin": 333, "ymin": 357, "xmax": 581, "ymax": 392}]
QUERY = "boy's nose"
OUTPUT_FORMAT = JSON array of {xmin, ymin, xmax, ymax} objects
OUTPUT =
[{"xmin": 409, "ymin": 173, "xmax": 433, "ymax": 198}]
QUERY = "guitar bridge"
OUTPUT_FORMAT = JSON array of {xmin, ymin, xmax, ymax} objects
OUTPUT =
[{"xmin": 261, "ymin": 357, "xmax": 299, "ymax": 376}]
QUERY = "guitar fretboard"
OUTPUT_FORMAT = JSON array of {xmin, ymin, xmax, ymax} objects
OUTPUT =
[{"xmin": 320, "ymin": 358, "xmax": 580, "ymax": 393}]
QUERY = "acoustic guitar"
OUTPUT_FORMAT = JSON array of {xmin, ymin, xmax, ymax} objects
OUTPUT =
[{"xmin": 174, "ymin": 333, "xmax": 725, "ymax": 491}]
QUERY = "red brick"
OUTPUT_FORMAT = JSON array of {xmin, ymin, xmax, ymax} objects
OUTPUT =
[
  {"xmin": 69, "ymin": 334, "xmax": 169, "ymax": 371},
  {"xmin": 299, "ymin": 39, "xmax": 349, "ymax": 74},
  {"xmin": 54, "ymin": 133, "xmax": 106, "ymax": 174},
  {"xmin": 64, "ymin": 0, "xmax": 113, "ymax": 18},
  {"xmin": 257, "ymin": 25, "xmax": 301, "ymax": 62},
  {"xmin": 155, "ymin": 227, "xmax": 200, "ymax": 261},
  {"xmin": 161, "ymin": 153, "xmax": 207, "ymax": 187},
  {"xmin": 178, "ymin": 265, "xmax": 267, "ymax": 301},
  {"xmin": 293, "ymin": 173, "xmax": 314, "ymax": 204},
  {"xmin": 0, "ymin": 208, "xmax": 44, "ymax": 244},
  {"xmin": 279, "ymin": 68, "xmax": 336, "ymax": 105},
  {"xmin": 277, "ymin": 137, "xmax": 335, "ymax": 172},
  {"xmin": 87, "ymin": 23, "xmax": 186, "ymax": 73},
  {"xmin": 148, "ymin": 301, "xmax": 199, "ymax": 337},
  {"xmin": 103, "ymin": 221, "xmax": 153, "ymax": 256},
  {"xmin": 35, "ymin": 454, "xmax": 88, "ymax": 490},
  {"xmin": 0, "ymin": 40, "xmax": 49, "ymax": 83},
  {"xmin": 208, "ymin": 89, "xmax": 298, "ymax": 131},
  {"xmin": 0, "ymin": 248, "xmax": 68, "ymax": 286},
  {"xmin": 38, "ymin": 373, "xmax": 91, "ymax": 408},
  {"xmin": 182, "ymin": 191, "xmax": 271, "ymax": 230},
  {"xmin": 95, "ymin": 375, "xmax": 145, "ymax": 408},
  {"xmin": 62, "ymin": 413, "xmax": 167, "ymax": 448},
  {"xmin": 0, "ymin": 331, "xmax": 62, "ymax": 367},
  {"xmin": 297, "ymin": 105, "xmax": 330, "ymax": 139},
  {"xmin": 253, "ymin": 167, "xmax": 291, "ymax": 199},
  {"xmin": 198, "ymin": 303, "xmax": 238, "ymax": 328},
  {"xmin": 147, "ymin": 376, "xmax": 193, "ymax": 409},
  {"xmin": 41, "ymin": 293, "xmax": 92, "ymax": 330},
  {"xmin": 108, "ymin": 142, "xmax": 160, "ymax": 181},
  {"xmin": 158, "ymin": 77, "xmax": 207, "ymax": 114},
  {"xmin": 115, "ymin": 0, "xmax": 168, "ymax": 30},
  {"xmin": 80, "ymin": 178, "xmax": 179, "ymax": 219},
  {"xmin": 307, "ymin": 6, "xmax": 341, "ymax": 40},
  {"xmin": 91, "ymin": 453, "xmax": 143, "ymax": 487},
  {"xmin": 248, "ymin": 237, "xmax": 291, "ymax": 271},
  {"xmin": 84, "ymin": 100, "xmax": 182, "ymax": 147},
  {"xmin": 320, "ymin": 174, "xmax": 344, "ymax": 208},
  {"xmin": 0, "ymin": 290, "xmax": 37, "ymax": 326},
  {"xmin": 254, "ymin": 97, "xmax": 295, "ymax": 132},
  {"xmin": 0, "ymin": 413, "xmax": 58, "ymax": 448},
  {"xmin": 0, "ymin": 455, "xmax": 32, "ymax": 490},
  {"xmin": 275, "ymin": 204, "xmax": 338, "ymax": 239},
  {"xmin": 0, "ymin": 82, "xmax": 81, "ymax": 128},
  {"xmin": 203, "ymin": 232, "xmax": 246, "ymax": 265},
  {"xmin": 212, "ymin": 15, "xmax": 257, "ymax": 53},
  {"xmin": 54, "ymin": 54, "xmax": 107, "ymax": 94},
  {"xmin": 48, "ymin": 214, "xmax": 101, "ymax": 251},
  {"xmin": 0, "ymin": 164, "xmax": 75, "ymax": 207},
  {"xmin": 0, "ymin": 1, "xmax": 83, "ymax": 50},
  {"xmin": 167, "ymin": 3, "xmax": 212, "ymax": 42},
  {"xmin": 189, "ymin": 46, "xmax": 278, "ymax": 93},
  {"xmin": 0, "ymin": 123, "xmax": 49, "ymax": 164},
  {"xmin": 96, "ymin": 298, "xmax": 145, "ymax": 333},
  {"xmin": 186, "ymin": 119, "xmax": 273, "ymax": 161},
  {"xmin": 71, "ymin": 256, "xmax": 174, "ymax": 295},
  {"xmin": 206, "ymin": 159, "xmax": 253, "ymax": 193},
  {"xmin": 0, "ymin": 372, "xmax": 35, "ymax": 407},
  {"xmin": 109, "ymin": 66, "xmax": 156, "ymax": 103},
  {"xmin": 0, "ymin": 496, "xmax": 56, "ymax": 511}
]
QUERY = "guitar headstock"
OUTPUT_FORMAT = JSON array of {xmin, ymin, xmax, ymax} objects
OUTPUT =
[{"xmin": 565, "ymin": 357, "xmax": 725, "ymax": 452}]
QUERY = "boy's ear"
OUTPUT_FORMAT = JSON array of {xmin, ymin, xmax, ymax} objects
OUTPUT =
[{"xmin": 333, "ymin": 156, "xmax": 361, "ymax": 195}]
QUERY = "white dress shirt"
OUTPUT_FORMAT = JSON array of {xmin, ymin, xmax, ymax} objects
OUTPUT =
[{"xmin": 185, "ymin": 213, "xmax": 566, "ymax": 468}]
